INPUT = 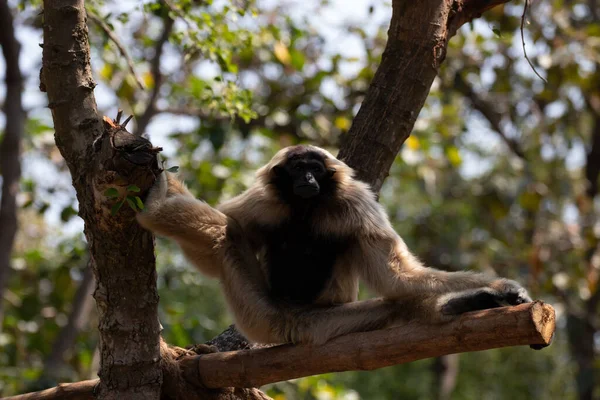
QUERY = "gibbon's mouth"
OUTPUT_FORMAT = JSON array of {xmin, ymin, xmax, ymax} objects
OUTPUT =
[{"xmin": 295, "ymin": 184, "xmax": 320, "ymax": 198}]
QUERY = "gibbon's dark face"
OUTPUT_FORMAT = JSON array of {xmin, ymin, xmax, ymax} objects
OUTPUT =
[{"xmin": 273, "ymin": 149, "xmax": 336, "ymax": 200}]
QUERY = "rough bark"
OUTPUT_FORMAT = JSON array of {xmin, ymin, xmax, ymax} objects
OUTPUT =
[
  {"xmin": 0, "ymin": 0, "xmax": 24, "ymax": 330},
  {"xmin": 8, "ymin": 302, "xmax": 555, "ymax": 399},
  {"xmin": 41, "ymin": 1, "xmax": 163, "ymax": 398}
]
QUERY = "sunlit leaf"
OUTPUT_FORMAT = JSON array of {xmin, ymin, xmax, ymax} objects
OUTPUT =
[{"xmin": 274, "ymin": 41, "xmax": 291, "ymax": 65}]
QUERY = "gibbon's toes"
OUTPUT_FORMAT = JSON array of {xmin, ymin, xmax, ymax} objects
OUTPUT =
[
  {"xmin": 440, "ymin": 289, "xmax": 503, "ymax": 316},
  {"xmin": 492, "ymin": 279, "xmax": 533, "ymax": 305},
  {"xmin": 187, "ymin": 343, "xmax": 219, "ymax": 355},
  {"xmin": 501, "ymin": 287, "xmax": 532, "ymax": 306}
]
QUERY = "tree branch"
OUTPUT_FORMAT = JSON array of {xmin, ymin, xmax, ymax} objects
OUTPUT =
[
  {"xmin": 0, "ymin": 0, "xmax": 24, "ymax": 330},
  {"xmin": 338, "ymin": 0, "xmax": 513, "ymax": 193},
  {"xmin": 453, "ymin": 73, "xmax": 526, "ymax": 160},
  {"xmin": 41, "ymin": 2, "xmax": 163, "ymax": 398},
  {"xmin": 8, "ymin": 302, "xmax": 555, "ymax": 399},
  {"xmin": 135, "ymin": 8, "xmax": 174, "ymax": 136},
  {"xmin": 88, "ymin": 12, "xmax": 145, "ymax": 90},
  {"xmin": 3, "ymin": 380, "xmax": 98, "ymax": 400},
  {"xmin": 189, "ymin": 302, "xmax": 554, "ymax": 388}
]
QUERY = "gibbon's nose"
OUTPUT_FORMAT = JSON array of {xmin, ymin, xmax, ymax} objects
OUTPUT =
[{"xmin": 306, "ymin": 172, "xmax": 315, "ymax": 183}]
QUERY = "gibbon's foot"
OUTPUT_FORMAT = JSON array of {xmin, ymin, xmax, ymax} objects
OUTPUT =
[
  {"xmin": 440, "ymin": 285, "xmax": 532, "ymax": 316},
  {"xmin": 169, "ymin": 343, "xmax": 218, "ymax": 360},
  {"xmin": 186, "ymin": 343, "xmax": 219, "ymax": 356}
]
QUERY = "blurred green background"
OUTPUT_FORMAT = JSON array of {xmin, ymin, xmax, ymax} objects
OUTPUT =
[{"xmin": 0, "ymin": 0, "xmax": 598, "ymax": 398}]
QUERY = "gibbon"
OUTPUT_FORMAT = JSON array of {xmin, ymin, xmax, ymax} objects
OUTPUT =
[{"xmin": 137, "ymin": 145, "xmax": 532, "ymax": 345}]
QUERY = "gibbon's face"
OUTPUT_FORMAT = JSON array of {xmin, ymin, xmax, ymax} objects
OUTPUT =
[{"xmin": 273, "ymin": 149, "xmax": 336, "ymax": 200}]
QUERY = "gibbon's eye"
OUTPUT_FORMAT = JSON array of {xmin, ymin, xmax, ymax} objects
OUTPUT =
[
  {"xmin": 311, "ymin": 165, "xmax": 324, "ymax": 174},
  {"xmin": 293, "ymin": 164, "xmax": 303, "ymax": 172}
]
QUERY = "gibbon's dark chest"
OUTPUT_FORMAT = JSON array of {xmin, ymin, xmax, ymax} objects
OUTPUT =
[{"xmin": 260, "ymin": 217, "xmax": 351, "ymax": 305}]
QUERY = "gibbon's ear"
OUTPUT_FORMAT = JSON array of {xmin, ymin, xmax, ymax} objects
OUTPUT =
[{"xmin": 327, "ymin": 168, "xmax": 336, "ymax": 178}]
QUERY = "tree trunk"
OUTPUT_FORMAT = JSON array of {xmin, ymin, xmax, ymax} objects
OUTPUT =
[
  {"xmin": 41, "ymin": 1, "xmax": 162, "ymax": 398},
  {"xmin": 0, "ymin": 0, "xmax": 24, "ymax": 331}
]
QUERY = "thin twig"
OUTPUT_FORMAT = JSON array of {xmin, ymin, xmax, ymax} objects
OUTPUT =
[
  {"xmin": 135, "ymin": 12, "xmax": 175, "ymax": 136},
  {"xmin": 520, "ymin": 0, "xmax": 547, "ymax": 83},
  {"xmin": 88, "ymin": 12, "xmax": 145, "ymax": 90},
  {"xmin": 454, "ymin": 73, "xmax": 526, "ymax": 160},
  {"xmin": 163, "ymin": 0, "xmax": 193, "ymax": 28}
]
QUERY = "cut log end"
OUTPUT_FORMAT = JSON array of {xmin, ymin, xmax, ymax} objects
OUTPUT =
[{"xmin": 530, "ymin": 301, "xmax": 556, "ymax": 348}]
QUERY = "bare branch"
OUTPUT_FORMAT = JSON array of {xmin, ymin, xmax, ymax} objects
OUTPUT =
[
  {"xmin": 135, "ymin": 10, "xmax": 175, "ymax": 136},
  {"xmin": 88, "ymin": 12, "xmax": 145, "ymax": 90},
  {"xmin": 453, "ymin": 73, "xmax": 526, "ymax": 160},
  {"xmin": 190, "ymin": 302, "xmax": 554, "ymax": 388},
  {"xmin": 0, "ymin": 0, "xmax": 24, "ymax": 330},
  {"xmin": 4, "ymin": 380, "xmax": 98, "ymax": 400},
  {"xmin": 9, "ymin": 302, "xmax": 555, "ymax": 398},
  {"xmin": 519, "ymin": 0, "xmax": 547, "ymax": 83}
]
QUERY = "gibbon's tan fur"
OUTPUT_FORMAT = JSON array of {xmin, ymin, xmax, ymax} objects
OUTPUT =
[{"xmin": 137, "ymin": 145, "xmax": 531, "ymax": 345}]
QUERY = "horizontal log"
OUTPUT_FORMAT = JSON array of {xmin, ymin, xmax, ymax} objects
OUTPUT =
[
  {"xmin": 191, "ymin": 301, "xmax": 555, "ymax": 388},
  {"xmin": 3, "ymin": 379, "xmax": 98, "ymax": 400},
  {"xmin": 6, "ymin": 302, "xmax": 555, "ymax": 399}
]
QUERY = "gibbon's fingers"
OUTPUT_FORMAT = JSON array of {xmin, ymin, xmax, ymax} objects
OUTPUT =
[
  {"xmin": 439, "ymin": 285, "xmax": 532, "ymax": 316},
  {"xmin": 138, "ymin": 173, "xmax": 227, "ymax": 239},
  {"xmin": 165, "ymin": 173, "xmax": 192, "ymax": 196}
]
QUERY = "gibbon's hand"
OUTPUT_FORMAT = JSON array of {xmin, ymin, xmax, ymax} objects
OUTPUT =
[{"xmin": 440, "ymin": 279, "xmax": 532, "ymax": 316}]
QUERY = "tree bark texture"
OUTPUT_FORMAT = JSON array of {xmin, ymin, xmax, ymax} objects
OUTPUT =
[
  {"xmin": 41, "ymin": 1, "xmax": 163, "ymax": 398},
  {"xmin": 0, "ymin": 0, "xmax": 24, "ymax": 331},
  {"xmin": 6, "ymin": 302, "xmax": 555, "ymax": 399}
]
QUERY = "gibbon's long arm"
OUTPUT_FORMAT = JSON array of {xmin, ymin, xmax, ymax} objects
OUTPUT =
[
  {"xmin": 137, "ymin": 173, "xmax": 227, "ymax": 278},
  {"xmin": 350, "ymin": 195, "xmax": 531, "ymax": 319}
]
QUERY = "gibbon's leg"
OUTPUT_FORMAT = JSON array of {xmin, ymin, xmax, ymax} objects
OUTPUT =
[
  {"xmin": 137, "ymin": 172, "xmax": 227, "ymax": 278},
  {"xmin": 220, "ymin": 220, "xmax": 444, "ymax": 345},
  {"xmin": 354, "ymin": 233, "xmax": 532, "ymax": 319}
]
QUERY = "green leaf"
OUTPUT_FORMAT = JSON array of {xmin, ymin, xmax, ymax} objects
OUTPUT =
[
  {"xmin": 167, "ymin": 166, "xmax": 179, "ymax": 173},
  {"xmin": 290, "ymin": 49, "xmax": 305, "ymax": 71},
  {"xmin": 135, "ymin": 196, "xmax": 145, "ymax": 210},
  {"xmin": 127, "ymin": 184, "xmax": 141, "ymax": 193},
  {"xmin": 111, "ymin": 201, "xmax": 123, "ymax": 216},
  {"xmin": 126, "ymin": 196, "xmax": 137, "ymax": 211},
  {"xmin": 60, "ymin": 206, "xmax": 78, "ymax": 222},
  {"xmin": 104, "ymin": 188, "xmax": 119, "ymax": 198},
  {"xmin": 445, "ymin": 147, "xmax": 462, "ymax": 167}
]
